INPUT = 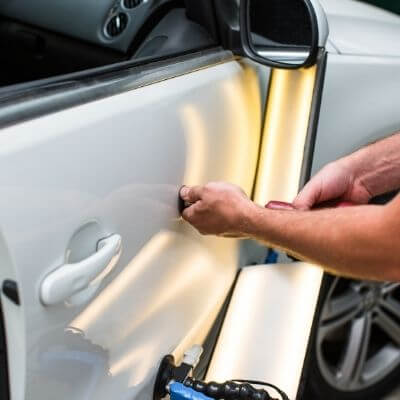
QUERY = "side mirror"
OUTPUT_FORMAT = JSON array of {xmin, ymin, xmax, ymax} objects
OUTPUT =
[{"xmin": 239, "ymin": 0, "xmax": 328, "ymax": 68}]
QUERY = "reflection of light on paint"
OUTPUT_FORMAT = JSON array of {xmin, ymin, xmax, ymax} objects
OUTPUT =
[
  {"xmin": 206, "ymin": 65, "xmax": 324, "ymax": 399},
  {"xmin": 109, "ymin": 342, "xmax": 153, "ymax": 379},
  {"xmin": 71, "ymin": 232, "xmax": 174, "ymax": 331},
  {"xmin": 180, "ymin": 105, "xmax": 208, "ymax": 185},
  {"xmin": 254, "ymin": 66, "xmax": 317, "ymax": 204},
  {"xmin": 70, "ymin": 230, "xmax": 230, "ymax": 381},
  {"xmin": 219, "ymin": 64, "xmax": 262, "ymax": 194},
  {"xmin": 109, "ymin": 253, "xmax": 222, "ymax": 377},
  {"xmin": 112, "ymin": 250, "xmax": 214, "ymax": 347},
  {"xmin": 179, "ymin": 63, "xmax": 262, "ymax": 196},
  {"xmin": 206, "ymin": 264, "xmax": 323, "ymax": 400}
]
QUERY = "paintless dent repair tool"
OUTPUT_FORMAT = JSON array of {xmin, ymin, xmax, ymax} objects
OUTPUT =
[
  {"xmin": 153, "ymin": 346, "xmax": 289, "ymax": 400},
  {"xmin": 266, "ymin": 200, "xmax": 355, "ymax": 210}
]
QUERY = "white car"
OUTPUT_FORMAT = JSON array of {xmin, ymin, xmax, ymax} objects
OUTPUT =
[{"xmin": 0, "ymin": 0, "xmax": 399, "ymax": 399}]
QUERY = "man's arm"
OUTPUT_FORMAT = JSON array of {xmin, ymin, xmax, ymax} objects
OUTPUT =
[
  {"xmin": 248, "ymin": 200, "xmax": 400, "ymax": 281},
  {"xmin": 294, "ymin": 132, "xmax": 400, "ymax": 209},
  {"xmin": 180, "ymin": 133, "xmax": 400, "ymax": 282},
  {"xmin": 180, "ymin": 183, "xmax": 400, "ymax": 281}
]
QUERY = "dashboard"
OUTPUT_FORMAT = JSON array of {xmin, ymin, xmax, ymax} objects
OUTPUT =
[{"xmin": 0, "ymin": 0, "xmax": 173, "ymax": 52}]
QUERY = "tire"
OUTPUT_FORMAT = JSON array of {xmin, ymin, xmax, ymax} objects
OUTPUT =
[{"xmin": 303, "ymin": 275, "xmax": 400, "ymax": 400}]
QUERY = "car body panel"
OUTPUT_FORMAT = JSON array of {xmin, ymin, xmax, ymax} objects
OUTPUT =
[
  {"xmin": 0, "ymin": 58, "xmax": 264, "ymax": 400},
  {"xmin": 3, "ymin": 1, "xmax": 400, "ymax": 399},
  {"xmin": 313, "ymin": 52, "xmax": 400, "ymax": 173},
  {"xmin": 320, "ymin": 0, "xmax": 400, "ymax": 57},
  {"xmin": 253, "ymin": 65, "xmax": 319, "ymax": 205},
  {"xmin": 207, "ymin": 62, "xmax": 325, "ymax": 399},
  {"xmin": 206, "ymin": 262, "xmax": 323, "ymax": 400}
]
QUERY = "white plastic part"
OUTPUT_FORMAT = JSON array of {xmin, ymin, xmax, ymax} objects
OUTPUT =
[
  {"xmin": 40, "ymin": 234, "xmax": 122, "ymax": 306},
  {"xmin": 182, "ymin": 345, "xmax": 203, "ymax": 367}
]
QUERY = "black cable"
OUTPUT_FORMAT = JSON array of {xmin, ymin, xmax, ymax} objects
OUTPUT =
[
  {"xmin": 234, "ymin": 379, "xmax": 290, "ymax": 400},
  {"xmin": 184, "ymin": 377, "xmax": 290, "ymax": 400}
]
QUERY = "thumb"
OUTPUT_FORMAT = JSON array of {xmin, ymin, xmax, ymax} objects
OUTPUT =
[
  {"xmin": 180, "ymin": 185, "xmax": 203, "ymax": 203},
  {"xmin": 293, "ymin": 181, "xmax": 322, "ymax": 210}
]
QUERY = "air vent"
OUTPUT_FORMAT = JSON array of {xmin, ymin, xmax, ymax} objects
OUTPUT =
[
  {"xmin": 106, "ymin": 13, "xmax": 128, "ymax": 37},
  {"xmin": 123, "ymin": 0, "xmax": 143, "ymax": 9}
]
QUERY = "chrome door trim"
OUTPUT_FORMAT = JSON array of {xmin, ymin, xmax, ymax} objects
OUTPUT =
[{"xmin": 0, "ymin": 48, "xmax": 235, "ymax": 129}]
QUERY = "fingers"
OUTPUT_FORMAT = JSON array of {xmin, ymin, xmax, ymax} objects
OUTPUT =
[
  {"xmin": 181, "ymin": 203, "xmax": 208, "ymax": 235},
  {"xmin": 180, "ymin": 181, "xmax": 248, "ymax": 237},
  {"xmin": 265, "ymin": 201, "xmax": 296, "ymax": 211},
  {"xmin": 180, "ymin": 185, "xmax": 203, "ymax": 204},
  {"xmin": 293, "ymin": 180, "xmax": 322, "ymax": 210},
  {"xmin": 293, "ymin": 190, "xmax": 315, "ymax": 210},
  {"xmin": 181, "ymin": 204, "xmax": 195, "ymax": 222}
]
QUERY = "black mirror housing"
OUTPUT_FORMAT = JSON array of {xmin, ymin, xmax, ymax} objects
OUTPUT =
[{"xmin": 215, "ymin": 0, "xmax": 327, "ymax": 69}]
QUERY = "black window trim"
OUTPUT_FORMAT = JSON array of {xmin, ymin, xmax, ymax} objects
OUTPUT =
[
  {"xmin": 0, "ymin": 48, "xmax": 236, "ymax": 130},
  {"xmin": 0, "ymin": 0, "xmax": 221, "ymax": 100},
  {"xmin": 0, "ymin": 40, "xmax": 219, "ymax": 100}
]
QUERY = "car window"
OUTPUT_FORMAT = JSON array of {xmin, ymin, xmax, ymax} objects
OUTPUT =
[
  {"xmin": 0, "ymin": 0, "xmax": 218, "ymax": 89},
  {"xmin": 357, "ymin": 0, "xmax": 400, "ymax": 15}
]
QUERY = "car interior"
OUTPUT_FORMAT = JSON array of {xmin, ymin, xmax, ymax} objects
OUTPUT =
[{"xmin": 0, "ymin": 0, "xmax": 219, "ymax": 89}]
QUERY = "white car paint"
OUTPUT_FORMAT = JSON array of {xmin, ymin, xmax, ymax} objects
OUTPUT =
[
  {"xmin": 313, "ymin": 52, "xmax": 400, "ymax": 174},
  {"xmin": 209, "ymin": 2, "xmax": 400, "ymax": 399},
  {"xmin": 0, "ymin": 60, "xmax": 264, "ymax": 400},
  {"xmin": 313, "ymin": 0, "xmax": 400, "ymax": 175},
  {"xmin": 320, "ymin": 0, "xmax": 400, "ymax": 56},
  {"xmin": 207, "ymin": 61, "xmax": 323, "ymax": 399},
  {"xmin": 2, "ymin": 1, "xmax": 400, "ymax": 399},
  {"xmin": 207, "ymin": 263, "xmax": 323, "ymax": 400}
]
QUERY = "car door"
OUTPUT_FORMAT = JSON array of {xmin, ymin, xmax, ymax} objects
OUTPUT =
[{"xmin": 0, "ymin": 3, "xmax": 267, "ymax": 400}]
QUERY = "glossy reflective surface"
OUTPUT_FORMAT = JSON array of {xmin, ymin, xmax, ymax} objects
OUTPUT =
[
  {"xmin": 0, "ymin": 59, "xmax": 264, "ymax": 400},
  {"xmin": 207, "ymin": 263, "xmax": 324, "ymax": 400},
  {"xmin": 248, "ymin": 0, "xmax": 313, "ymax": 65}
]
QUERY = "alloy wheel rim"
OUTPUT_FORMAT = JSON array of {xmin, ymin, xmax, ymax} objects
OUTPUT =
[{"xmin": 316, "ymin": 278, "xmax": 400, "ymax": 392}]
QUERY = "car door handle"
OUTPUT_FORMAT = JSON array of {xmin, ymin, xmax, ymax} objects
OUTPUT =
[{"xmin": 40, "ymin": 234, "xmax": 122, "ymax": 306}]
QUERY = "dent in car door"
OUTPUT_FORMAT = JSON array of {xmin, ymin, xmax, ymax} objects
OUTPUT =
[{"xmin": 0, "ymin": 53, "xmax": 264, "ymax": 400}]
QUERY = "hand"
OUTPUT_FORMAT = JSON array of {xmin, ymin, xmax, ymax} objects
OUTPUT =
[
  {"xmin": 293, "ymin": 159, "xmax": 372, "ymax": 210},
  {"xmin": 180, "ymin": 182, "xmax": 254, "ymax": 237}
]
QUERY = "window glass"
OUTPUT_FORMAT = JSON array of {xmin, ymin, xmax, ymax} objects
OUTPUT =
[
  {"xmin": 0, "ymin": 0, "xmax": 216, "ymax": 89},
  {"xmin": 357, "ymin": 0, "xmax": 400, "ymax": 15}
]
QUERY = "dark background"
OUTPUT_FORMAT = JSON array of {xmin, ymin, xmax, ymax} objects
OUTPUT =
[{"xmin": 359, "ymin": 0, "xmax": 400, "ymax": 15}]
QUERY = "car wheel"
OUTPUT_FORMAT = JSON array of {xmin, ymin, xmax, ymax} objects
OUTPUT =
[{"xmin": 304, "ymin": 275, "xmax": 400, "ymax": 399}]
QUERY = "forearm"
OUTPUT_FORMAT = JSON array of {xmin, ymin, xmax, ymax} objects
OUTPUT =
[
  {"xmin": 244, "ymin": 202, "xmax": 400, "ymax": 281},
  {"xmin": 342, "ymin": 132, "xmax": 400, "ymax": 197}
]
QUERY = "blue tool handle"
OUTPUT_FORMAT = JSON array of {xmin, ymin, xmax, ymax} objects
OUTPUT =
[{"xmin": 170, "ymin": 382, "xmax": 214, "ymax": 400}]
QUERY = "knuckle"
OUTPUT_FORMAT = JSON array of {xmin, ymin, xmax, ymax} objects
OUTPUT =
[
  {"xmin": 182, "ymin": 212, "xmax": 189, "ymax": 221},
  {"xmin": 197, "ymin": 202, "xmax": 207, "ymax": 212},
  {"xmin": 187, "ymin": 188, "xmax": 196, "ymax": 200},
  {"xmin": 182, "ymin": 208, "xmax": 193, "ymax": 221},
  {"xmin": 205, "ymin": 181, "xmax": 220, "ymax": 190},
  {"xmin": 204, "ymin": 183, "xmax": 213, "ymax": 192}
]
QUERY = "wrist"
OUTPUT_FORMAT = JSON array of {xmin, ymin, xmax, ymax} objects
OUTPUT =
[
  {"xmin": 338, "ymin": 152, "xmax": 363, "ymax": 180},
  {"xmin": 338, "ymin": 152, "xmax": 374, "ymax": 196},
  {"xmin": 240, "ymin": 202, "xmax": 265, "ymax": 237},
  {"xmin": 345, "ymin": 146, "xmax": 383, "ymax": 198}
]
